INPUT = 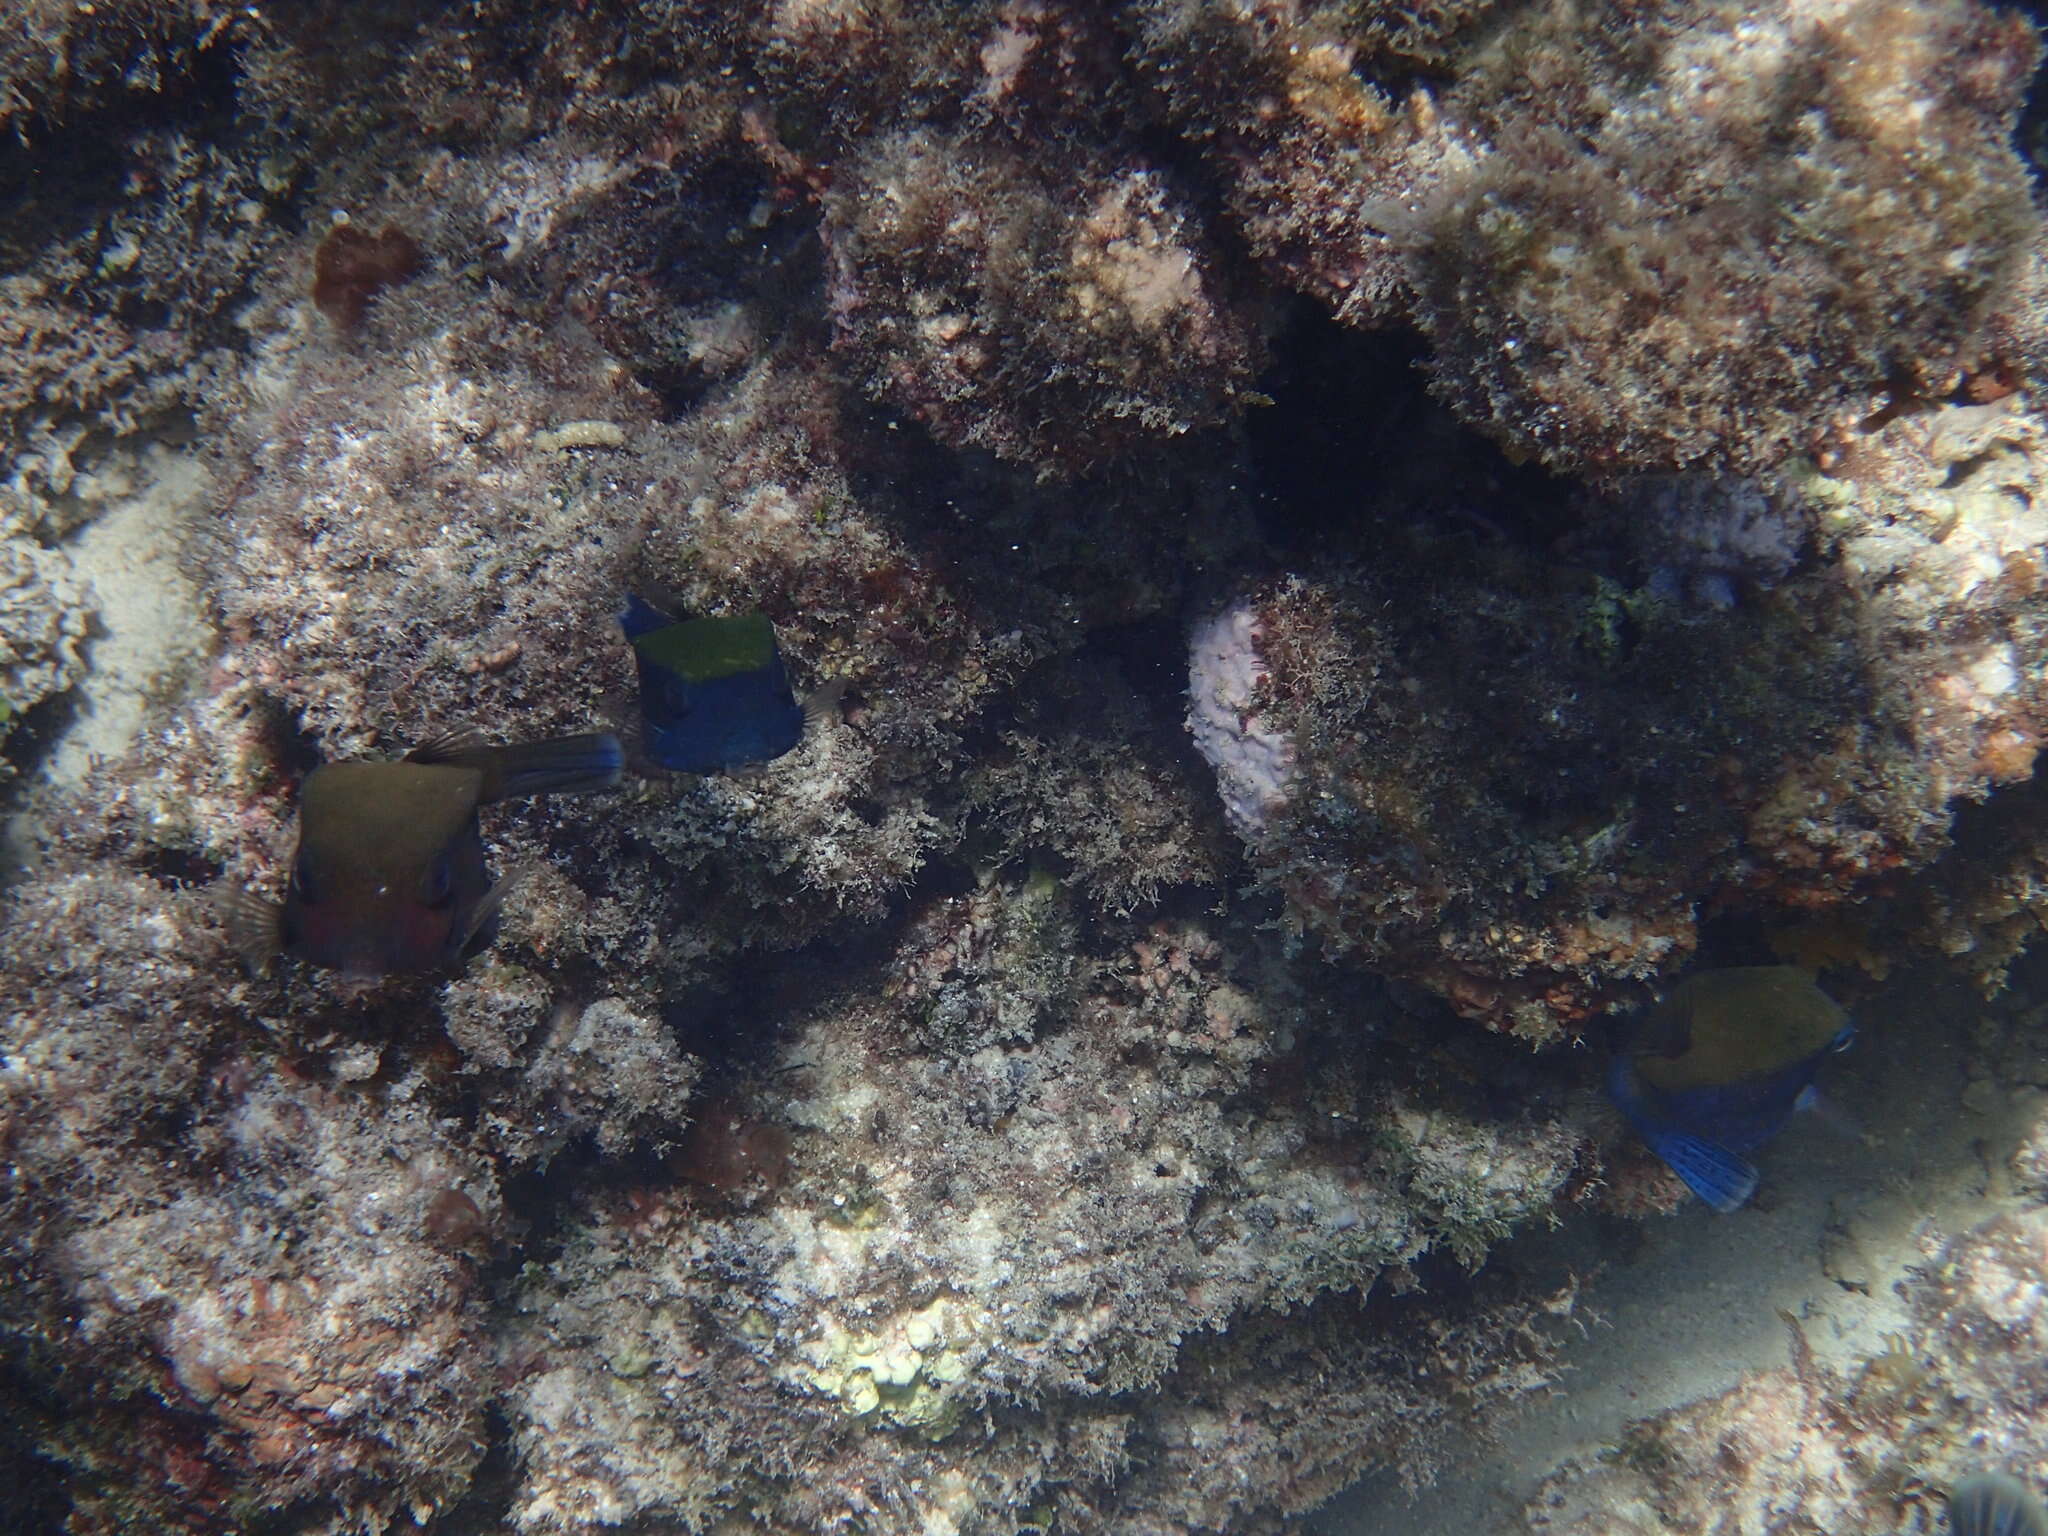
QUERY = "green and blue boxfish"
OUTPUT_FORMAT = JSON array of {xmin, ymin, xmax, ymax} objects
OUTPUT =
[
  {"xmin": 1607, "ymin": 965, "xmax": 1854, "ymax": 1212},
  {"xmin": 621, "ymin": 594, "xmax": 835, "ymax": 773},
  {"xmin": 226, "ymin": 729, "xmax": 621, "ymax": 978}
]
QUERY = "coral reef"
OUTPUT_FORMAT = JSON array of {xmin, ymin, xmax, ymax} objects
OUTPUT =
[
  {"xmin": 501, "ymin": 876, "xmax": 1591, "ymax": 1534},
  {"xmin": 0, "ymin": 848, "xmax": 497, "ymax": 1533},
  {"xmin": 1129, "ymin": 0, "xmax": 2045, "ymax": 469},
  {"xmin": 0, "ymin": 535, "xmax": 87, "ymax": 772},
  {"xmin": 820, "ymin": 124, "xmax": 1260, "ymax": 473},
  {"xmin": 1186, "ymin": 395, "xmax": 2048, "ymax": 1036},
  {"xmin": 0, "ymin": 0, "xmax": 2045, "ymax": 1530},
  {"xmin": 0, "ymin": 2, "xmax": 248, "ymax": 130},
  {"xmin": 1122, "ymin": 0, "xmax": 1450, "ymax": 327},
  {"xmin": 968, "ymin": 653, "xmax": 1227, "ymax": 914},
  {"xmin": 1407, "ymin": 0, "xmax": 2041, "ymax": 472}
]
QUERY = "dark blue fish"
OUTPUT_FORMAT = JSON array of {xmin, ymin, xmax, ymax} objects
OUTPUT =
[
  {"xmin": 620, "ymin": 595, "xmax": 807, "ymax": 773},
  {"xmin": 1608, "ymin": 965, "xmax": 1854, "ymax": 1212},
  {"xmin": 1950, "ymin": 1472, "xmax": 2048, "ymax": 1536},
  {"xmin": 225, "ymin": 730, "xmax": 623, "ymax": 978}
]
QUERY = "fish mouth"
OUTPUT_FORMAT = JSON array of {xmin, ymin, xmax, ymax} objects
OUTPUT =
[{"xmin": 333, "ymin": 939, "xmax": 416, "ymax": 981}]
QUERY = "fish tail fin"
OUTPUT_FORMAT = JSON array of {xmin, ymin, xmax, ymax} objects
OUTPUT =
[
  {"xmin": 1650, "ymin": 1129, "xmax": 1759, "ymax": 1212},
  {"xmin": 445, "ymin": 733, "xmax": 625, "ymax": 801},
  {"xmin": 214, "ymin": 885, "xmax": 283, "ymax": 975},
  {"xmin": 1608, "ymin": 1057, "xmax": 1761, "ymax": 1211},
  {"xmin": 1949, "ymin": 1472, "xmax": 2048, "ymax": 1536}
]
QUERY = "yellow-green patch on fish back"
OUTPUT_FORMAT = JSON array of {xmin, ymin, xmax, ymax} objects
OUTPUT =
[
  {"xmin": 1632, "ymin": 965, "xmax": 1848, "ymax": 1095},
  {"xmin": 632, "ymin": 612, "xmax": 780, "ymax": 683},
  {"xmin": 296, "ymin": 761, "xmax": 485, "ymax": 896}
]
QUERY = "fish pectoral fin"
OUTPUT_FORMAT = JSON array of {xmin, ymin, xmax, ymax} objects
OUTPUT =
[
  {"xmin": 457, "ymin": 870, "xmax": 524, "ymax": 958},
  {"xmin": 407, "ymin": 727, "xmax": 493, "ymax": 765},
  {"xmin": 213, "ymin": 885, "xmax": 283, "ymax": 975},
  {"xmin": 1797, "ymin": 1085, "xmax": 1865, "ymax": 1143},
  {"xmin": 801, "ymin": 677, "xmax": 850, "ymax": 738},
  {"xmin": 1649, "ymin": 1129, "xmax": 1759, "ymax": 1213}
]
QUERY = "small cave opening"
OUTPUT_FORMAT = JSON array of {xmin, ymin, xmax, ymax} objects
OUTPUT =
[
  {"xmin": 0, "ymin": 1344, "xmax": 73, "ymax": 1536},
  {"xmin": 1245, "ymin": 300, "xmax": 1582, "ymax": 558},
  {"xmin": 0, "ymin": 29, "xmax": 252, "ymax": 265},
  {"xmin": 2015, "ymin": 0, "xmax": 2048, "ymax": 184}
]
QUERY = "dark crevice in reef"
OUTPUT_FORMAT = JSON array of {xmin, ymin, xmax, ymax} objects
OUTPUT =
[
  {"xmin": 1247, "ymin": 299, "xmax": 1583, "ymax": 558},
  {"xmin": 493, "ymin": 1151, "xmax": 603, "ymax": 1277},
  {"xmin": 620, "ymin": 187, "xmax": 829, "ymax": 422},
  {"xmin": 662, "ymin": 950, "xmax": 851, "ymax": 1072},
  {"xmin": 1949, "ymin": 751, "xmax": 2048, "ymax": 862},
  {"xmin": 1084, "ymin": 614, "xmax": 1195, "ymax": 721},
  {"xmin": 0, "ymin": 38, "xmax": 248, "ymax": 264},
  {"xmin": 2004, "ymin": 913, "xmax": 2048, "ymax": 1002},
  {"xmin": 0, "ymin": 682, "xmax": 85, "ymax": 801},
  {"xmin": 0, "ymin": 1345, "xmax": 70, "ymax": 1536},
  {"xmin": 1684, "ymin": 910, "xmax": 1812, "ymax": 974},
  {"xmin": 2014, "ymin": 0, "xmax": 2048, "ymax": 179},
  {"xmin": 435, "ymin": 1410, "xmax": 523, "ymax": 1536}
]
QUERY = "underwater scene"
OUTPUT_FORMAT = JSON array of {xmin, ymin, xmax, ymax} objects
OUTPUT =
[{"xmin": 7, "ymin": 1, "xmax": 2048, "ymax": 1533}]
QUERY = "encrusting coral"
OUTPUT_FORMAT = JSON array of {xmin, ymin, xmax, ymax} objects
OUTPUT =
[
  {"xmin": 1130, "ymin": 0, "xmax": 2041, "ymax": 472},
  {"xmin": 820, "ymin": 124, "xmax": 1261, "ymax": 474},
  {"xmin": 1186, "ymin": 391, "xmax": 2048, "ymax": 1037},
  {"xmin": 0, "ymin": 535, "xmax": 87, "ymax": 773},
  {"xmin": 1405, "ymin": 0, "xmax": 2042, "ymax": 472},
  {"xmin": 501, "ymin": 875, "xmax": 1592, "ymax": 1534},
  {"xmin": 1, "ymin": 0, "xmax": 2046, "ymax": 1531}
]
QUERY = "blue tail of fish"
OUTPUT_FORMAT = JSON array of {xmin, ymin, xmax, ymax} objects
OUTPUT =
[
  {"xmin": 460, "ymin": 733, "xmax": 625, "ymax": 801},
  {"xmin": 1647, "ymin": 1128, "xmax": 1759, "ymax": 1212},
  {"xmin": 1608, "ymin": 1053, "xmax": 1762, "ymax": 1213}
]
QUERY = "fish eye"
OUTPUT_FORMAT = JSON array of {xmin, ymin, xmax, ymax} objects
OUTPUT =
[
  {"xmin": 289, "ymin": 852, "xmax": 317, "ymax": 905},
  {"xmin": 1830, "ymin": 1025, "xmax": 1857, "ymax": 1053},
  {"xmin": 424, "ymin": 856, "xmax": 457, "ymax": 910}
]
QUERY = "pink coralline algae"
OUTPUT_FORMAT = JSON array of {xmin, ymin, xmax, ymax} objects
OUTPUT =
[{"xmin": 1186, "ymin": 602, "xmax": 1297, "ymax": 843}]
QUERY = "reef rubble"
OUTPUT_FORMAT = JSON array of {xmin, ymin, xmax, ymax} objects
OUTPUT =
[{"xmin": 1, "ymin": 1, "xmax": 2046, "ymax": 1533}]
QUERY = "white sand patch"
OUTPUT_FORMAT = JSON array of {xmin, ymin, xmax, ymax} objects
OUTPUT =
[{"xmin": 44, "ymin": 441, "xmax": 213, "ymax": 786}]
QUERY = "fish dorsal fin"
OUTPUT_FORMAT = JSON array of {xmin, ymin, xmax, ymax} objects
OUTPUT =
[{"xmin": 407, "ymin": 728, "xmax": 492, "ymax": 765}]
